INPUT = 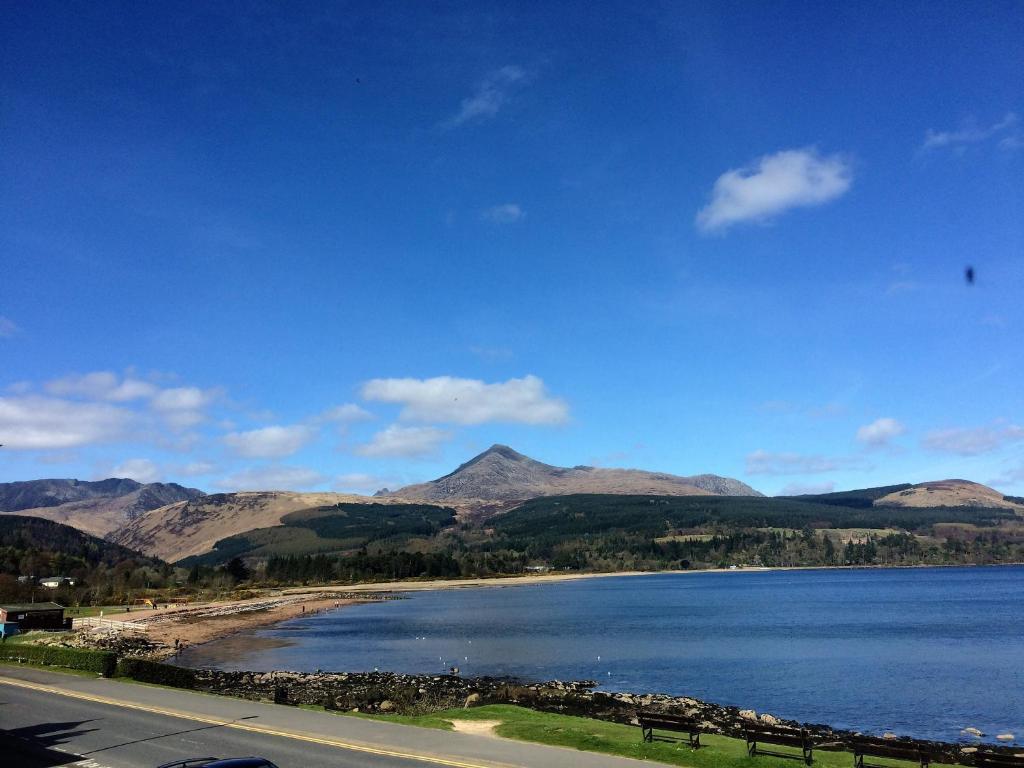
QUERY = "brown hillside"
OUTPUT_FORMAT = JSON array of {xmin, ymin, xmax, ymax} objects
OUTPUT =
[
  {"xmin": 875, "ymin": 480, "xmax": 1024, "ymax": 512},
  {"xmin": 109, "ymin": 491, "xmax": 451, "ymax": 562}
]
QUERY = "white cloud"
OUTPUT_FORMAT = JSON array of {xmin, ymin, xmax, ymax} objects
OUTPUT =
[
  {"xmin": 696, "ymin": 147, "xmax": 852, "ymax": 232},
  {"xmin": 177, "ymin": 461, "xmax": 218, "ymax": 477},
  {"xmin": 746, "ymin": 449, "xmax": 864, "ymax": 476},
  {"xmin": 150, "ymin": 386, "xmax": 218, "ymax": 429},
  {"xmin": 922, "ymin": 424, "xmax": 1024, "ymax": 456},
  {"xmin": 224, "ymin": 424, "xmax": 316, "ymax": 458},
  {"xmin": 355, "ymin": 425, "xmax": 450, "ymax": 458},
  {"xmin": 111, "ymin": 458, "xmax": 161, "ymax": 483},
  {"xmin": 482, "ymin": 203, "xmax": 525, "ymax": 224},
  {"xmin": 46, "ymin": 371, "xmax": 157, "ymax": 402},
  {"xmin": 440, "ymin": 66, "xmax": 526, "ymax": 129},
  {"xmin": 321, "ymin": 403, "xmax": 373, "ymax": 423},
  {"xmin": 215, "ymin": 465, "xmax": 327, "ymax": 491},
  {"xmin": 922, "ymin": 112, "xmax": 1019, "ymax": 151},
  {"xmin": 0, "ymin": 395, "xmax": 132, "ymax": 449},
  {"xmin": 0, "ymin": 316, "xmax": 18, "ymax": 338},
  {"xmin": 856, "ymin": 417, "xmax": 906, "ymax": 448},
  {"xmin": 361, "ymin": 374, "xmax": 568, "ymax": 425},
  {"xmin": 333, "ymin": 473, "xmax": 396, "ymax": 494},
  {"xmin": 778, "ymin": 481, "xmax": 836, "ymax": 496}
]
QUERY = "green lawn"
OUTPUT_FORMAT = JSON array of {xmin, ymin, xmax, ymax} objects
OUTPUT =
[
  {"xmin": 357, "ymin": 704, "xmax": 917, "ymax": 768},
  {"xmin": 63, "ymin": 605, "xmax": 128, "ymax": 618}
]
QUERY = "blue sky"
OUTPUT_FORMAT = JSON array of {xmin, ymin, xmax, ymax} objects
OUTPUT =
[{"xmin": 1, "ymin": 1, "xmax": 1022, "ymax": 496}]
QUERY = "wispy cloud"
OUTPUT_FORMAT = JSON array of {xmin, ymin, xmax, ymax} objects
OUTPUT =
[
  {"xmin": 440, "ymin": 66, "xmax": 526, "ymax": 129},
  {"xmin": 856, "ymin": 417, "xmax": 906, "ymax": 448},
  {"xmin": 778, "ymin": 480, "xmax": 835, "ymax": 496},
  {"xmin": 922, "ymin": 112, "xmax": 1020, "ymax": 151},
  {"xmin": 988, "ymin": 462, "xmax": 1024, "ymax": 489},
  {"xmin": 224, "ymin": 424, "xmax": 316, "ymax": 458},
  {"xmin": 215, "ymin": 465, "xmax": 327, "ymax": 491},
  {"xmin": 0, "ymin": 395, "xmax": 133, "ymax": 449},
  {"xmin": 696, "ymin": 148, "xmax": 852, "ymax": 233},
  {"xmin": 922, "ymin": 423, "xmax": 1024, "ymax": 456},
  {"xmin": 320, "ymin": 403, "xmax": 373, "ymax": 423},
  {"xmin": 110, "ymin": 457, "xmax": 161, "ymax": 483},
  {"xmin": 46, "ymin": 371, "xmax": 157, "ymax": 402},
  {"xmin": 355, "ymin": 424, "xmax": 450, "ymax": 458},
  {"xmin": 362, "ymin": 374, "xmax": 568, "ymax": 425},
  {"xmin": 333, "ymin": 472, "xmax": 397, "ymax": 494},
  {"xmin": 150, "ymin": 386, "xmax": 220, "ymax": 429},
  {"xmin": 746, "ymin": 449, "xmax": 865, "ymax": 475},
  {"xmin": 0, "ymin": 316, "xmax": 19, "ymax": 339},
  {"xmin": 176, "ymin": 461, "xmax": 219, "ymax": 477},
  {"xmin": 482, "ymin": 203, "xmax": 525, "ymax": 224},
  {"xmin": 2, "ymin": 371, "xmax": 221, "ymax": 450}
]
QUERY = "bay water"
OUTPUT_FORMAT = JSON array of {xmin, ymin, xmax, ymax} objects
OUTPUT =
[{"xmin": 176, "ymin": 566, "xmax": 1024, "ymax": 742}]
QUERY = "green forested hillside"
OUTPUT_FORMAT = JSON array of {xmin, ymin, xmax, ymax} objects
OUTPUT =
[
  {"xmin": 0, "ymin": 515, "xmax": 170, "ymax": 603},
  {"xmin": 180, "ymin": 502, "xmax": 458, "ymax": 566},
  {"xmin": 231, "ymin": 492, "xmax": 1024, "ymax": 585},
  {"xmin": 490, "ymin": 493, "xmax": 1015, "ymax": 537}
]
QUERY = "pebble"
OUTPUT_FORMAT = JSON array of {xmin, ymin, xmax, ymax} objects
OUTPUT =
[{"xmin": 996, "ymin": 734, "xmax": 1015, "ymax": 742}]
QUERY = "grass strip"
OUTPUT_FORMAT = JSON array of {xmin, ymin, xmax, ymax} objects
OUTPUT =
[{"xmin": 359, "ymin": 704, "xmax": 920, "ymax": 768}]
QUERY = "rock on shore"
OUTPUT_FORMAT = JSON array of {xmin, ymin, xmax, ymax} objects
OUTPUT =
[{"xmin": 181, "ymin": 668, "xmax": 973, "ymax": 763}]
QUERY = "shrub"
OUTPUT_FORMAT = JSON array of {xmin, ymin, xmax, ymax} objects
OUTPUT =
[
  {"xmin": 0, "ymin": 644, "xmax": 116, "ymax": 677},
  {"xmin": 116, "ymin": 657, "xmax": 197, "ymax": 689}
]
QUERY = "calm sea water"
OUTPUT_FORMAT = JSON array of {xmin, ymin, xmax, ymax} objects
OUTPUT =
[{"xmin": 177, "ymin": 567, "xmax": 1024, "ymax": 743}]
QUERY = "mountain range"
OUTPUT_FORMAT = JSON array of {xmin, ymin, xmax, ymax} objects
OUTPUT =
[
  {"xmin": 0, "ymin": 478, "xmax": 204, "ymax": 538},
  {"xmin": 2, "ymin": 446, "xmax": 1021, "ymax": 564}
]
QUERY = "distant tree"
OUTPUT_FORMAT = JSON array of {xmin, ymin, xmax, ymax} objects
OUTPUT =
[{"xmin": 224, "ymin": 557, "xmax": 250, "ymax": 583}]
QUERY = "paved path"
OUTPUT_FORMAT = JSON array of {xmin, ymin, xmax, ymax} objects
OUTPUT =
[{"xmin": 0, "ymin": 666, "xmax": 664, "ymax": 768}]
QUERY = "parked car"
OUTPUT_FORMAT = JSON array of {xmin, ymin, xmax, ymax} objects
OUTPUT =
[{"xmin": 157, "ymin": 759, "xmax": 279, "ymax": 768}]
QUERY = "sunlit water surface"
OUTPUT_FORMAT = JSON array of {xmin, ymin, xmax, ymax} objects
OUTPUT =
[{"xmin": 176, "ymin": 566, "xmax": 1024, "ymax": 742}]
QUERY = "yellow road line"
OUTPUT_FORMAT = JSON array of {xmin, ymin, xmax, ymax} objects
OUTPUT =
[{"xmin": 0, "ymin": 676, "xmax": 505, "ymax": 768}]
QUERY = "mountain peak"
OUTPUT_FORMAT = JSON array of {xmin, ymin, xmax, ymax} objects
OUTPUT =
[
  {"xmin": 481, "ymin": 444, "xmax": 530, "ymax": 461},
  {"xmin": 385, "ymin": 446, "xmax": 762, "ymax": 503}
]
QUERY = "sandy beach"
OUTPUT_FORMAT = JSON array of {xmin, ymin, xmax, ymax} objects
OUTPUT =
[{"xmin": 85, "ymin": 594, "xmax": 360, "ymax": 658}]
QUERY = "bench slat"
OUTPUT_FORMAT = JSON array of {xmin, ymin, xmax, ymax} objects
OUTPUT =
[{"xmin": 852, "ymin": 742, "xmax": 925, "ymax": 760}]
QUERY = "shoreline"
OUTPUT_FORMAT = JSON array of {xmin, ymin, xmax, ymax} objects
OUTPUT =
[
  {"xmin": 88, "ymin": 561, "xmax": 1015, "ymax": 663},
  {"xmin": 285, "ymin": 560, "xmax": 1024, "ymax": 595},
  {"xmin": 117, "ymin": 564, "xmax": 1022, "ymax": 750}
]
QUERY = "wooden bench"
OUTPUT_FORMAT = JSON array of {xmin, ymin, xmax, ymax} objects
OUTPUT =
[
  {"xmin": 745, "ymin": 724, "xmax": 816, "ymax": 765},
  {"xmin": 637, "ymin": 712, "xmax": 704, "ymax": 747},
  {"xmin": 975, "ymin": 749, "xmax": 1024, "ymax": 768},
  {"xmin": 848, "ymin": 736, "xmax": 931, "ymax": 768}
]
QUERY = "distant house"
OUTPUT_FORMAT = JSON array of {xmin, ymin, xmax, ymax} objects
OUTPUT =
[
  {"xmin": 0, "ymin": 602, "xmax": 70, "ymax": 632},
  {"xmin": 39, "ymin": 576, "xmax": 76, "ymax": 589}
]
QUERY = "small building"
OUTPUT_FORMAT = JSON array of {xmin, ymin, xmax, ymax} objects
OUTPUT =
[
  {"xmin": 39, "ymin": 576, "xmax": 76, "ymax": 589},
  {"xmin": 0, "ymin": 602, "xmax": 70, "ymax": 631}
]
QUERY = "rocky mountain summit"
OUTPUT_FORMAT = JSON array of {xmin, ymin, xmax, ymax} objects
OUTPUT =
[{"xmin": 380, "ymin": 444, "xmax": 762, "ymax": 502}]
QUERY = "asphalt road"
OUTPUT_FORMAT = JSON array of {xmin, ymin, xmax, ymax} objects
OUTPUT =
[
  {"xmin": 0, "ymin": 667, "xmax": 657, "ymax": 768},
  {"xmin": 0, "ymin": 677, "xmax": 425, "ymax": 768}
]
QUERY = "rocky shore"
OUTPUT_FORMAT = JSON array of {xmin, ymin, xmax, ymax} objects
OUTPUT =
[{"xmin": 177, "ymin": 668, "xmax": 992, "ymax": 763}]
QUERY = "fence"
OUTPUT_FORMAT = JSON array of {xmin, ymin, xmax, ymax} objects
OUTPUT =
[{"xmin": 73, "ymin": 617, "xmax": 148, "ymax": 635}]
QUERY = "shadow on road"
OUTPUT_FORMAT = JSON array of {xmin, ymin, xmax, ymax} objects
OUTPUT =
[
  {"xmin": 84, "ymin": 714, "xmax": 261, "ymax": 755},
  {"xmin": 5, "ymin": 719, "xmax": 99, "ymax": 748},
  {"xmin": 0, "ymin": 730, "xmax": 87, "ymax": 767}
]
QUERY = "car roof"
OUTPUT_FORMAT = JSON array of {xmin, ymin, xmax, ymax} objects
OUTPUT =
[{"xmin": 156, "ymin": 759, "xmax": 277, "ymax": 768}]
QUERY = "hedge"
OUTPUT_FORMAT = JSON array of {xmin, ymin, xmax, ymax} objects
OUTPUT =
[
  {"xmin": 0, "ymin": 644, "xmax": 116, "ymax": 677},
  {"xmin": 116, "ymin": 657, "xmax": 197, "ymax": 689}
]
